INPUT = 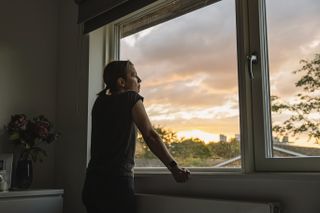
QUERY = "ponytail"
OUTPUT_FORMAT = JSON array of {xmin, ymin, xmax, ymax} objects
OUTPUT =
[{"xmin": 97, "ymin": 88, "xmax": 108, "ymax": 96}]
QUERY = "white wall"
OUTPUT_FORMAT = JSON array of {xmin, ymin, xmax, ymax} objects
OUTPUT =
[
  {"xmin": 55, "ymin": 1, "xmax": 88, "ymax": 213},
  {"xmin": 0, "ymin": 0, "xmax": 59, "ymax": 188}
]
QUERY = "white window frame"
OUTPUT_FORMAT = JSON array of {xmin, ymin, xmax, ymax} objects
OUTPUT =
[{"xmin": 248, "ymin": 0, "xmax": 320, "ymax": 172}]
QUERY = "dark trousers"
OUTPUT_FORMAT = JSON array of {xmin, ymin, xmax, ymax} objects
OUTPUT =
[{"xmin": 82, "ymin": 171, "xmax": 136, "ymax": 213}]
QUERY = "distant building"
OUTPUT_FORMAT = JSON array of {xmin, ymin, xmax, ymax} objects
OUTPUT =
[
  {"xmin": 219, "ymin": 134, "xmax": 227, "ymax": 142},
  {"xmin": 282, "ymin": 136, "xmax": 289, "ymax": 143},
  {"xmin": 273, "ymin": 137, "xmax": 280, "ymax": 143},
  {"xmin": 235, "ymin": 134, "xmax": 240, "ymax": 142}
]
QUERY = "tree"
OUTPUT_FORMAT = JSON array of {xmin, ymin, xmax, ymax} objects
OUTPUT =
[
  {"xmin": 136, "ymin": 125, "xmax": 179, "ymax": 159},
  {"xmin": 271, "ymin": 54, "xmax": 320, "ymax": 144},
  {"xmin": 207, "ymin": 139, "xmax": 240, "ymax": 159},
  {"xmin": 153, "ymin": 125, "xmax": 178, "ymax": 146},
  {"xmin": 170, "ymin": 138, "xmax": 211, "ymax": 159},
  {"xmin": 136, "ymin": 132, "xmax": 154, "ymax": 158}
]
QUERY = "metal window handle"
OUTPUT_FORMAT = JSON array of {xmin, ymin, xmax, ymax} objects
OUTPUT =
[{"xmin": 247, "ymin": 53, "xmax": 258, "ymax": 80}]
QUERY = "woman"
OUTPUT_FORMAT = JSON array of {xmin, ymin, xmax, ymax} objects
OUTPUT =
[{"xmin": 82, "ymin": 60, "xmax": 190, "ymax": 213}]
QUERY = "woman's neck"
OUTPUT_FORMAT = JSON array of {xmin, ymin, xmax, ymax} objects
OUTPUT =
[{"xmin": 110, "ymin": 89, "xmax": 126, "ymax": 95}]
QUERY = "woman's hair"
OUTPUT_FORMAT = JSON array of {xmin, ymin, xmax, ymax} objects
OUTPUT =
[{"xmin": 97, "ymin": 60, "xmax": 133, "ymax": 96}]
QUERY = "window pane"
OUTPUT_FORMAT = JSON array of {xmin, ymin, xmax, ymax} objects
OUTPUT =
[
  {"xmin": 266, "ymin": 0, "xmax": 320, "ymax": 157},
  {"xmin": 120, "ymin": 0, "xmax": 241, "ymax": 167}
]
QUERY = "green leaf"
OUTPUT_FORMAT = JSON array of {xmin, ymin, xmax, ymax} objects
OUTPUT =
[
  {"xmin": 29, "ymin": 147, "xmax": 48, "ymax": 162},
  {"xmin": 271, "ymin": 53, "xmax": 320, "ymax": 143},
  {"xmin": 9, "ymin": 132, "xmax": 20, "ymax": 140}
]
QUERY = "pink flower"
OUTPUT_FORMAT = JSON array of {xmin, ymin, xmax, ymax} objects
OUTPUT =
[
  {"xmin": 34, "ymin": 121, "xmax": 50, "ymax": 139},
  {"xmin": 8, "ymin": 114, "xmax": 28, "ymax": 131}
]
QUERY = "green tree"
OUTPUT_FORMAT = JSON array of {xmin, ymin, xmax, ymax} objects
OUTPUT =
[
  {"xmin": 207, "ymin": 139, "xmax": 240, "ymax": 159},
  {"xmin": 136, "ymin": 125, "xmax": 179, "ymax": 159},
  {"xmin": 170, "ymin": 138, "xmax": 210, "ymax": 159},
  {"xmin": 153, "ymin": 125, "xmax": 178, "ymax": 146},
  {"xmin": 136, "ymin": 132, "xmax": 154, "ymax": 158},
  {"xmin": 271, "ymin": 54, "xmax": 320, "ymax": 143}
]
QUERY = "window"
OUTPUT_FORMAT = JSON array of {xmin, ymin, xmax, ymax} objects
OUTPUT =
[
  {"xmin": 249, "ymin": 0, "xmax": 320, "ymax": 171},
  {"xmin": 114, "ymin": 0, "xmax": 241, "ymax": 169},
  {"xmin": 95, "ymin": 0, "xmax": 320, "ymax": 172},
  {"xmin": 267, "ymin": 0, "xmax": 320, "ymax": 157}
]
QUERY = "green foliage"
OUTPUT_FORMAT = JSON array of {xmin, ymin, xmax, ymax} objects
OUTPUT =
[
  {"xmin": 170, "ymin": 138, "xmax": 211, "ymax": 159},
  {"xmin": 153, "ymin": 125, "xmax": 178, "ymax": 146},
  {"xmin": 22, "ymin": 147, "xmax": 48, "ymax": 163},
  {"xmin": 135, "ymin": 125, "xmax": 241, "ymax": 166},
  {"xmin": 207, "ymin": 139, "xmax": 240, "ymax": 159},
  {"xmin": 136, "ymin": 125, "xmax": 179, "ymax": 159},
  {"xmin": 271, "ymin": 54, "xmax": 320, "ymax": 143},
  {"xmin": 176, "ymin": 157, "xmax": 210, "ymax": 167},
  {"xmin": 136, "ymin": 133, "xmax": 156, "ymax": 159}
]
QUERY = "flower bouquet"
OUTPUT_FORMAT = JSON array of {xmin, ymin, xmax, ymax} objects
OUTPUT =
[
  {"xmin": 4, "ymin": 114, "xmax": 59, "ymax": 188},
  {"xmin": 5, "ymin": 114, "xmax": 59, "ymax": 162}
]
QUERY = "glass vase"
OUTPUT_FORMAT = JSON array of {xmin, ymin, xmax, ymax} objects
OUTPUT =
[{"xmin": 15, "ymin": 159, "xmax": 33, "ymax": 189}]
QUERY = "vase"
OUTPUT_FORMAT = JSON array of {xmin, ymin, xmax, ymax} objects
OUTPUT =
[{"xmin": 15, "ymin": 159, "xmax": 33, "ymax": 189}]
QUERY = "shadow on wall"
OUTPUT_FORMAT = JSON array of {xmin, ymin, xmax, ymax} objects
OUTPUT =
[{"xmin": 0, "ymin": 130, "xmax": 14, "ymax": 153}]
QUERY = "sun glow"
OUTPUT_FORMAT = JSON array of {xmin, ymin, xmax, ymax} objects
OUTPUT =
[{"xmin": 177, "ymin": 130, "xmax": 220, "ymax": 144}]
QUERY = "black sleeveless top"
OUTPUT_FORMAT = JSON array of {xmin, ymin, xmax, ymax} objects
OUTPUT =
[{"xmin": 88, "ymin": 91, "xmax": 144, "ymax": 177}]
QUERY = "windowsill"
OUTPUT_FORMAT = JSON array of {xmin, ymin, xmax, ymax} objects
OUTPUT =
[
  {"xmin": 0, "ymin": 189, "xmax": 64, "ymax": 198},
  {"xmin": 134, "ymin": 167, "xmax": 242, "ymax": 175},
  {"xmin": 134, "ymin": 167, "xmax": 320, "ymax": 180}
]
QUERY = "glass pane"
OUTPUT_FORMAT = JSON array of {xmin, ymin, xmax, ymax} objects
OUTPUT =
[
  {"xmin": 120, "ymin": 0, "xmax": 240, "ymax": 167},
  {"xmin": 266, "ymin": 0, "xmax": 320, "ymax": 157}
]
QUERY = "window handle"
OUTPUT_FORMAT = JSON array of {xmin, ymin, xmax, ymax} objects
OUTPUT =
[{"xmin": 247, "ymin": 53, "xmax": 258, "ymax": 80}]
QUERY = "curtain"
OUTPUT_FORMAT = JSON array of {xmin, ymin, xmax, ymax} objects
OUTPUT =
[{"xmin": 75, "ymin": 0, "xmax": 157, "ymax": 34}]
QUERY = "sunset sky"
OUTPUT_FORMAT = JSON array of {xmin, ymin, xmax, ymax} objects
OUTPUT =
[{"xmin": 120, "ymin": 0, "xmax": 320, "ymax": 144}]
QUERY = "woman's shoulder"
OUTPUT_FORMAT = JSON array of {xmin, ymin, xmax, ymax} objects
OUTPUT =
[
  {"xmin": 125, "ymin": 90, "xmax": 141, "ymax": 96},
  {"xmin": 123, "ymin": 91, "xmax": 144, "ymax": 107},
  {"xmin": 126, "ymin": 91, "xmax": 143, "ymax": 99}
]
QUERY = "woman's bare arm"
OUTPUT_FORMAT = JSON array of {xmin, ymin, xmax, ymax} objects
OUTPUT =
[{"xmin": 132, "ymin": 100, "xmax": 190, "ymax": 182}]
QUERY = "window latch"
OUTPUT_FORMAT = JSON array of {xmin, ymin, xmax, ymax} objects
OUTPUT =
[{"xmin": 247, "ymin": 53, "xmax": 258, "ymax": 80}]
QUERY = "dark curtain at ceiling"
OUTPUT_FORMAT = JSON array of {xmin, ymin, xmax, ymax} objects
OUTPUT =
[{"xmin": 75, "ymin": 0, "xmax": 158, "ymax": 34}]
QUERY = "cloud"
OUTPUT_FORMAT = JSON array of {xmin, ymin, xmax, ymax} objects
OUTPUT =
[
  {"xmin": 266, "ymin": 0, "xmax": 320, "ymax": 98},
  {"xmin": 150, "ymin": 115, "xmax": 240, "ymax": 137},
  {"xmin": 139, "ymin": 72, "xmax": 238, "ymax": 109},
  {"xmin": 120, "ymin": 0, "xmax": 320, "ymax": 136}
]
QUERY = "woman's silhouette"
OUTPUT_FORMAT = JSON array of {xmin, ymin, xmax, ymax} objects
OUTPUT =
[{"xmin": 82, "ymin": 60, "xmax": 190, "ymax": 213}]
